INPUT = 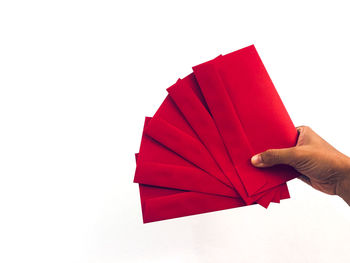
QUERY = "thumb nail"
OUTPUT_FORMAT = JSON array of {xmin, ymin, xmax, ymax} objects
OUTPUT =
[{"xmin": 251, "ymin": 154, "xmax": 263, "ymax": 166}]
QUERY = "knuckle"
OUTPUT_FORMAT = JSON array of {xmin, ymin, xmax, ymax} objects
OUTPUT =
[
  {"xmin": 303, "ymin": 126, "xmax": 312, "ymax": 133},
  {"xmin": 298, "ymin": 125, "xmax": 310, "ymax": 131},
  {"xmin": 263, "ymin": 149, "xmax": 279, "ymax": 164},
  {"xmin": 287, "ymin": 147, "xmax": 299, "ymax": 165}
]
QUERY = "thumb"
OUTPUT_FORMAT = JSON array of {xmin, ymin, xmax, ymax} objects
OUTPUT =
[{"xmin": 251, "ymin": 147, "xmax": 297, "ymax": 167}]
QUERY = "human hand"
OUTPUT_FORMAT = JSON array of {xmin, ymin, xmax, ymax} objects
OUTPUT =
[{"xmin": 251, "ymin": 126, "xmax": 350, "ymax": 205}]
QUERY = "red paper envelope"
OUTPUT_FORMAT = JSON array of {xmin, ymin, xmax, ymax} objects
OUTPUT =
[
  {"xmin": 144, "ymin": 91, "xmax": 288, "ymax": 207},
  {"xmin": 138, "ymin": 184, "xmax": 246, "ymax": 223},
  {"xmin": 135, "ymin": 154, "xmax": 246, "ymax": 223},
  {"xmin": 193, "ymin": 45, "xmax": 299, "ymax": 196},
  {"xmin": 134, "ymin": 117, "xmax": 239, "ymax": 198},
  {"xmin": 135, "ymin": 153, "xmax": 291, "ymax": 223},
  {"xmin": 144, "ymin": 96, "xmax": 232, "ymax": 188},
  {"xmin": 167, "ymin": 74, "xmax": 288, "ymax": 205},
  {"xmin": 134, "ymin": 45, "xmax": 295, "ymax": 223},
  {"xmin": 167, "ymin": 76, "xmax": 239, "ymax": 192}
]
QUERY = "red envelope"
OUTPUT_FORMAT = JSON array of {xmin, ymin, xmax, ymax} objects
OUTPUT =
[
  {"xmin": 167, "ymin": 74, "xmax": 288, "ymax": 205},
  {"xmin": 144, "ymin": 89, "xmax": 289, "ymax": 207},
  {"xmin": 136, "ymin": 161, "xmax": 290, "ymax": 223},
  {"xmin": 135, "ymin": 153, "xmax": 291, "ymax": 223},
  {"xmin": 193, "ymin": 45, "xmax": 299, "ymax": 196},
  {"xmin": 134, "ymin": 117, "xmax": 239, "ymax": 198},
  {"xmin": 134, "ymin": 45, "xmax": 296, "ymax": 223},
  {"xmin": 138, "ymin": 184, "xmax": 246, "ymax": 223},
  {"xmin": 167, "ymin": 76, "xmax": 239, "ymax": 192},
  {"xmin": 135, "ymin": 154, "xmax": 246, "ymax": 223},
  {"xmin": 144, "ymin": 96, "xmax": 232, "ymax": 188},
  {"xmin": 143, "ymin": 96, "xmax": 278, "ymax": 206}
]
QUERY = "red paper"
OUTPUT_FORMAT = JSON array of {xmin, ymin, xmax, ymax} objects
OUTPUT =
[
  {"xmin": 167, "ymin": 74, "xmax": 289, "ymax": 206},
  {"xmin": 134, "ymin": 45, "xmax": 297, "ymax": 223},
  {"xmin": 136, "ymin": 153, "xmax": 246, "ymax": 223},
  {"xmin": 193, "ymin": 45, "xmax": 298, "ymax": 196},
  {"xmin": 135, "ymin": 117, "xmax": 238, "ymax": 198},
  {"xmin": 144, "ymin": 96, "xmax": 232, "ymax": 187}
]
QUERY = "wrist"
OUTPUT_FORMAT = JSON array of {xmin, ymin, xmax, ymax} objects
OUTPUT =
[{"xmin": 337, "ymin": 157, "xmax": 350, "ymax": 205}]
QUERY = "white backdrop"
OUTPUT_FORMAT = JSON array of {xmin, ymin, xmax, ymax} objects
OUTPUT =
[{"xmin": 0, "ymin": 1, "xmax": 349, "ymax": 262}]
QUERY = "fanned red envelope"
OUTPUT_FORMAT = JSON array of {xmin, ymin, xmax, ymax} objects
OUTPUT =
[
  {"xmin": 166, "ymin": 74, "xmax": 289, "ymax": 206},
  {"xmin": 134, "ymin": 45, "xmax": 297, "ymax": 223},
  {"xmin": 135, "ymin": 117, "xmax": 238, "ymax": 198}
]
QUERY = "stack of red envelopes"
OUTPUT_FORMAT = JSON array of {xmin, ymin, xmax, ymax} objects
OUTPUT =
[{"xmin": 134, "ymin": 45, "xmax": 299, "ymax": 223}]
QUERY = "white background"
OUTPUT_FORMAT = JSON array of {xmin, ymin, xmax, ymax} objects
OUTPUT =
[{"xmin": 1, "ymin": 1, "xmax": 350, "ymax": 262}]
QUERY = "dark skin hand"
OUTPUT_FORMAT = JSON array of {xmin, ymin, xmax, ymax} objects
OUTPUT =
[{"xmin": 251, "ymin": 126, "xmax": 350, "ymax": 206}]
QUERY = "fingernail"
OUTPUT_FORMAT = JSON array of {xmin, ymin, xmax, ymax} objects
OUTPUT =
[{"xmin": 251, "ymin": 154, "xmax": 262, "ymax": 166}]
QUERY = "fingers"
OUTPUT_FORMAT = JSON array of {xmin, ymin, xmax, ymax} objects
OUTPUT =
[
  {"xmin": 296, "ymin": 125, "xmax": 323, "ymax": 147},
  {"xmin": 250, "ymin": 125, "xmax": 311, "ymax": 168},
  {"xmin": 297, "ymin": 175, "xmax": 312, "ymax": 186},
  {"xmin": 296, "ymin": 126, "xmax": 304, "ymax": 134},
  {"xmin": 251, "ymin": 147, "xmax": 297, "ymax": 167}
]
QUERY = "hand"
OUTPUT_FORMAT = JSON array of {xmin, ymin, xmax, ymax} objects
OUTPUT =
[{"xmin": 251, "ymin": 126, "xmax": 350, "ymax": 205}]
